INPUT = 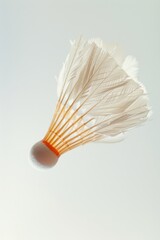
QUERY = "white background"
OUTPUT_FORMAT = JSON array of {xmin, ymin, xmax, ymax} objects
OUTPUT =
[{"xmin": 0, "ymin": 0, "xmax": 160, "ymax": 239}]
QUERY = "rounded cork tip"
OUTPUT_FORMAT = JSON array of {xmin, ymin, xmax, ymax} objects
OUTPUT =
[{"xmin": 30, "ymin": 141, "xmax": 59, "ymax": 169}]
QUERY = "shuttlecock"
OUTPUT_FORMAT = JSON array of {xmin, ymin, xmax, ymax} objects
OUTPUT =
[{"xmin": 30, "ymin": 37, "xmax": 150, "ymax": 168}]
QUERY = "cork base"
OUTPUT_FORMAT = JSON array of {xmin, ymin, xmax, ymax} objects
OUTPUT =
[{"xmin": 30, "ymin": 141, "xmax": 59, "ymax": 168}]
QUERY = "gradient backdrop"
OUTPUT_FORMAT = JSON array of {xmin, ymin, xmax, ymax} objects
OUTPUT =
[{"xmin": 0, "ymin": 0, "xmax": 160, "ymax": 239}]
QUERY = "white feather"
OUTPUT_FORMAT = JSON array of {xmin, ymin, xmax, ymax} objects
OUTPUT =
[
  {"xmin": 55, "ymin": 37, "xmax": 150, "ymax": 145},
  {"xmin": 122, "ymin": 55, "xmax": 138, "ymax": 80}
]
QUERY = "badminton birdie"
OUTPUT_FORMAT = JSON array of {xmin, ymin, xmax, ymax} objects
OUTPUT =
[{"xmin": 30, "ymin": 37, "xmax": 150, "ymax": 168}]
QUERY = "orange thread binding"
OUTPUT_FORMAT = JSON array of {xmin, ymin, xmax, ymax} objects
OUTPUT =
[{"xmin": 42, "ymin": 140, "xmax": 60, "ymax": 157}]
